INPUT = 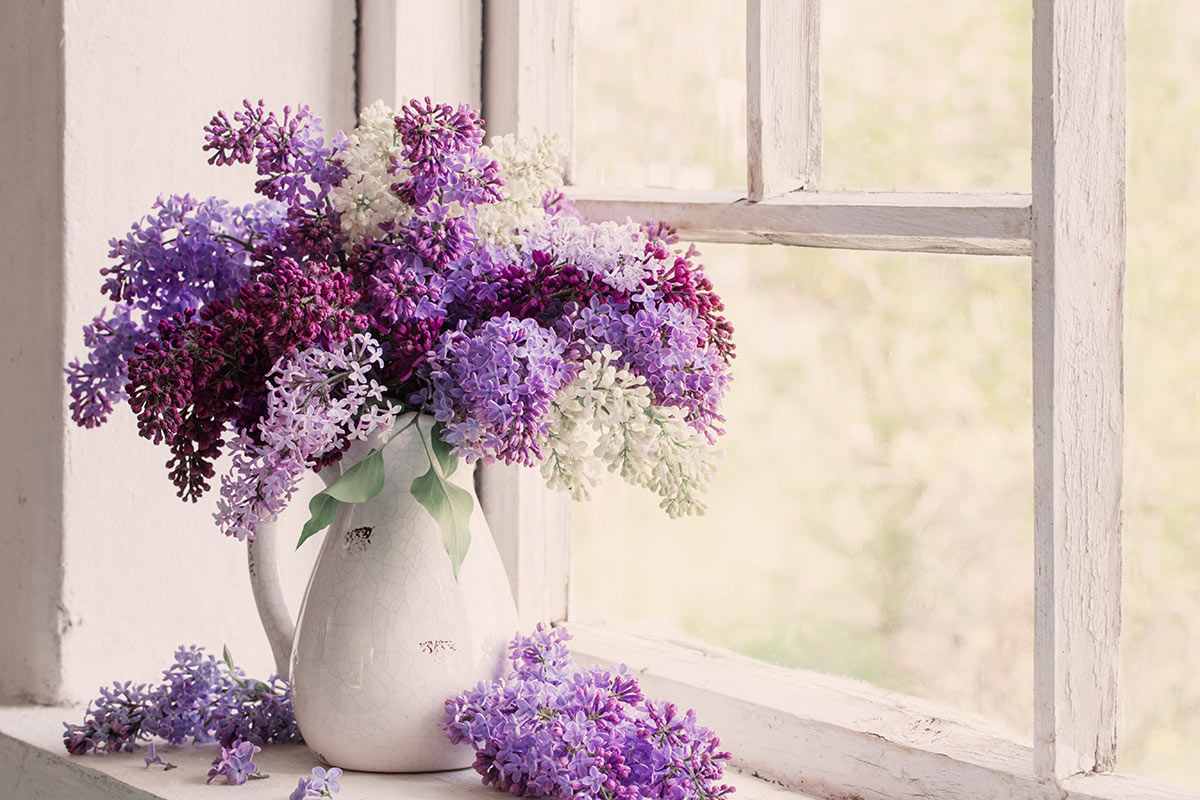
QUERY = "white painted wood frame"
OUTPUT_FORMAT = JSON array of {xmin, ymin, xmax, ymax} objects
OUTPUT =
[
  {"xmin": 747, "ymin": 0, "xmax": 821, "ymax": 199},
  {"xmin": 566, "ymin": 187, "xmax": 1032, "ymax": 256},
  {"xmin": 477, "ymin": 0, "xmax": 577, "ymax": 627},
  {"xmin": 570, "ymin": 627, "xmax": 1200, "ymax": 800},
  {"xmin": 1031, "ymin": 0, "xmax": 1125, "ymax": 781}
]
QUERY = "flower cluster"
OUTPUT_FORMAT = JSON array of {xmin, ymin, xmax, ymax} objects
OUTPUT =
[
  {"xmin": 67, "ymin": 96, "xmax": 734, "ymax": 547},
  {"xmin": 207, "ymin": 740, "xmax": 263, "ymax": 785},
  {"xmin": 63, "ymin": 645, "xmax": 300, "ymax": 756},
  {"xmin": 290, "ymin": 766, "xmax": 343, "ymax": 799},
  {"xmin": 215, "ymin": 333, "xmax": 399, "ymax": 540},
  {"xmin": 539, "ymin": 347, "xmax": 718, "ymax": 516},
  {"xmin": 443, "ymin": 626, "xmax": 734, "ymax": 800}
]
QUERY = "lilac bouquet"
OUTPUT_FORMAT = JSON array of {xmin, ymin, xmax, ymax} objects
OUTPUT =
[
  {"xmin": 443, "ymin": 626, "xmax": 734, "ymax": 800},
  {"xmin": 66, "ymin": 98, "xmax": 734, "ymax": 570}
]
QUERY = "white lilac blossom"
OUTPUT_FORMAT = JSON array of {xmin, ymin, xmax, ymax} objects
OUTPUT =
[
  {"xmin": 215, "ymin": 333, "xmax": 399, "ymax": 541},
  {"xmin": 523, "ymin": 214, "xmax": 653, "ymax": 294},
  {"xmin": 329, "ymin": 100, "xmax": 410, "ymax": 243},
  {"xmin": 475, "ymin": 132, "xmax": 564, "ymax": 244},
  {"xmin": 443, "ymin": 625, "xmax": 734, "ymax": 800},
  {"xmin": 539, "ymin": 347, "xmax": 719, "ymax": 517}
]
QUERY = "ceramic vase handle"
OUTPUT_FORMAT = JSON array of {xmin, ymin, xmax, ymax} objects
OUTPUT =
[{"xmin": 246, "ymin": 466, "xmax": 341, "ymax": 681}]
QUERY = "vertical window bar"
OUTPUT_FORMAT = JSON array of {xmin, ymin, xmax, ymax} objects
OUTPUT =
[
  {"xmin": 746, "ymin": 0, "xmax": 822, "ymax": 200},
  {"xmin": 479, "ymin": 0, "xmax": 576, "ymax": 627},
  {"xmin": 358, "ymin": 0, "xmax": 483, "ymax": 110},
  {"xmin": 482, "ymin": 0, "xmax": 576, "ymax": 182},
  {"xmin": 1031, "ymin": 0, "xmax": 1125, "ymax": 780}
]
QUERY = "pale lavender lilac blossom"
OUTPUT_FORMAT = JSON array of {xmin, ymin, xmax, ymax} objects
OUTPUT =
[
  {"xmin": 215, "ymin": 332, "xmax": 398, "ymax": 541},
  {"xmin": 142, "ymin": 742, "xmax": 177, "ymax": 770},
  {"xmin": 442, "ymin": 626, "xmax": 734, "ymax": 800},
  {"xmin": 290, "ymin": 766, "xmax": 343, "ymax": 799},
  {"xmin": 569, "ymin": 296, "xmax": 730, "ymax": 441}
]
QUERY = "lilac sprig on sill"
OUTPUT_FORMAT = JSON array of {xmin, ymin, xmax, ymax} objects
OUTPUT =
[
  {"xmin": 63, "ymin": 645, "xmax": 300, "ymax": 756},
  {"xmin": 442, "ymin": 625, "xmax": 735, "ymax": 800}
]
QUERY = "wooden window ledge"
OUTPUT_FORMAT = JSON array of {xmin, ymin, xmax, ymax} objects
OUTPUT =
[{"xmin": 0, "ymin": 704, "xmax": 813, "ymax": 800}]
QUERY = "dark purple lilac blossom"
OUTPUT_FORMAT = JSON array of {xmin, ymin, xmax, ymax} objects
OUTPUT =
[
  {"xmin": 443, "ymin": 626, "xmax": 734, "ymax": 800},
  {"xmin": 63, "ymin": 645, "xmax": 300, "ymax": 756},
  {"xmin": 65, "ymin": 195, "xmax": 283, "ymax": 428}
]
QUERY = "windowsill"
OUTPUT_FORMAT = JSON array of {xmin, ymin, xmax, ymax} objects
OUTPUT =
[{"xmin": 0, "ymin": 704, "xmax": 817, "ymax": 800}]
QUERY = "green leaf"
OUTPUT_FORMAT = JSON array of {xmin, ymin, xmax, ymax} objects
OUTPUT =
[
  {"xmin": 411, "ymin": 464, "xmax": 474, "ymax": 579},
  {"xmin": 324, "ymin": 448, "xmax": 386, "ymax": 503},
  {"xmin": 297, "ymin": 491, "xmax": 341, "ymax": 549},
  {"xmin": 222, "ymin": 645, "xmax": 235, "ymax": 672},
  {"xmin": 429, "ymin": 421, "xmax": 458, "ymax": 478}
]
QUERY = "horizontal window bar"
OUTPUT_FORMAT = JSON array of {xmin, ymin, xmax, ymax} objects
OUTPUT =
[{"xmin": 565, "ymin": 187, "xmax": 1032, "ymax": 257}]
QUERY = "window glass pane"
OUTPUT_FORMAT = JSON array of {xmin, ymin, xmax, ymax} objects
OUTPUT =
[
  {"xmin": 822, "ymin": 3, "xmax": 1031, "ymax": 191},
  {"xmin": 571, "ymin": 244, "xmax": 1034, "ymax": 738},
  {"xmin": 574, "ymin": 0, "xmax": 746, "ymax": 190},
  {"xmin": 1122, "ymin": 0, "xmax": 1200, "ymax": 788}
]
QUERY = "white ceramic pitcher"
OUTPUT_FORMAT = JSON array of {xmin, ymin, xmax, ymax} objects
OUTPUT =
[{"xmin": 246, "ymin": 415, "xmax": 518, "ymax": 772}]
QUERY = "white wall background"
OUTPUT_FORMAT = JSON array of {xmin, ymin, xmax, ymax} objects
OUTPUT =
[{"xmin": 2, "ymin": 0, "xmax": 357, "ymax": 704}]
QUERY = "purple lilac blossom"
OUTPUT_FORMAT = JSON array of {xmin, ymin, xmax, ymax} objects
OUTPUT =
[
  {"xmin": 204, "ymin": 100, "xmax": 348, "ymax": 211},
  {"xmin": 424, "ymin": 315, "xmax": 573, "ymax": 466},
  {"xmin": 569, "ymin": 296, "xmax": 731, "ymax": 441},
  {"xmin": 63, "ymin": 645, "xmax": 300, "ymax": 756},
  {"xmin": 66, "ymin": 194, "xmax": 283, "ymax": 428},
  {"xmin": 206, "ymin": 740, "xmax": 262, "ymax": 785},
  {"xmin": 442, "ymin": 626, "xmax": 734, "ymax": 800},
  {"xmin": 142, "ymin": 742, "xmax": 176, "ymax": 770},
  {"xmin": 121, "ymin": 257, "xmax": 366, "ymax": 501}
]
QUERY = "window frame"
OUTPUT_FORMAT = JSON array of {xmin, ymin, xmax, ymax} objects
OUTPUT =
[{"xmin": 369, "ymin": 1, "xmax": 1198, "ymax": 798}]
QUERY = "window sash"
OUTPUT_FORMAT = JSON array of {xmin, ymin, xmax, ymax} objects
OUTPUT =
[{"xmin": 360, "ymin": 0, "xmax": 1186, "ymax": 796}]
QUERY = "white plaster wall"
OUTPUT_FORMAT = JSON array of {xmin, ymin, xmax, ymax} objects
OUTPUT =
[
  {"xmin": 0, "ymin": 0, "xmax": 67, "ymax": 704},
  {"xmin": 52, "ymin": 0, "xmax": 356, "ymax": 703}
]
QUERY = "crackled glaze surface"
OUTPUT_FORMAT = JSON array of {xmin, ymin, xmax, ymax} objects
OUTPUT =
[{"xmin": 290, "ymin": 421, "xmax": 519, "ymax": 772}]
